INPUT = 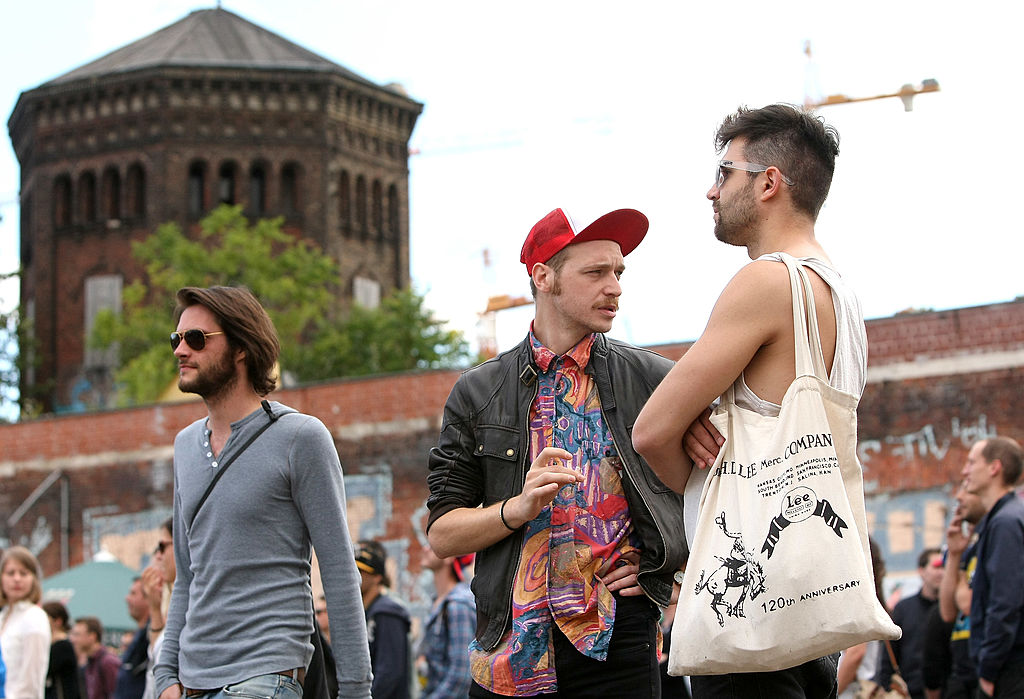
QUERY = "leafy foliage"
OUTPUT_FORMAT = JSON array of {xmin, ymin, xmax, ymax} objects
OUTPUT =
[
  {"xmin": 92, "ymin": 205, "xmax": 472, "ymax": 406},
  {"xmin": 0, "ymin": 271, "xmax": 48, "ymax": 421}
]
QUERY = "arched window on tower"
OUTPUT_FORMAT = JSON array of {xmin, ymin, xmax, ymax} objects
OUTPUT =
[
  {"xmin": 281, "ymin": 162, "xmax": 301, "ymax": 216},
  {"xmin": 218, "ymin": 161, "xmax": 239, "ymax": 206},
  {"xmin": 78, "ymin": 171, "xmax": 97, "ymax": 224},
  {"xmin": 188, "ymin": 161, "xmax": 207, "ymax": 218},
  {"xmin": 249, "ymin": 161, "xmax": 268, "ymax": 217},
  {"xmin": 53, "ymin": 174, "xmax": 72, "ymax": 229},
  {"xmin": 387, "ymin": 184, "xmax": 399, "ymax": 242},
  {"xmin": 126, "ymin": 163, "xmax": 146, "ymax": 219},
  {"xmin": 355, "ymin": 175, "xmax": 367, "ymax": 239},
  {"xmin": 339, "ymin": 170, "xmax": 351, "ymax": 235},
  {"xmin": 101, "ymin": 166, "xmax": 121, "ymax": 221},
  {"xmin": 371, "ymin": 180, "xmax": 383, "ymax": 242}
]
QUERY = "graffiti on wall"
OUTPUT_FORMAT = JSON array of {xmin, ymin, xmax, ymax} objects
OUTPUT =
[{"xmin": 859, "ymin": 414, "xmax": 997, "ymax": 466}]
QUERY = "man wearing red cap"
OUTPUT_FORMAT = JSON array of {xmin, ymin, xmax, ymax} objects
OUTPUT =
[
  {"xmin": 426, "ymin": 208, "xmax": 686, "ymax": 697},
  {"xmin": 417, "ymin": 546, "xmax": 477, "ymax": 698}
]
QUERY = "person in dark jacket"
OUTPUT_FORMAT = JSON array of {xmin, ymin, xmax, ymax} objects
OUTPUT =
[
  {"xmin": 961, "ymin": 436, "xmax": 1024, "ymax": 698},
  {"xmin": 427, "ymin": 207, "xmax": 687, "ymax": 697},
  {"xmin": 355, "ymin": 541, "xmax": 410, "ymax": 699},
  {"xmin": 115, "ymin": 577, "xmax": 150, "ymax": 699},
  {"xmin": 875, "ymin": 547, "xmax": 944, "ymax": 699},
  {"xmin": 42, "ymin": 602, "xmax": 83, "ymax": 699}
]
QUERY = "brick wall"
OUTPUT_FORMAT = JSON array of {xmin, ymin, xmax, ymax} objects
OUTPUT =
[{"xmin": 3, "ymin": 299, "xmax": 1023, "ymax": 594}]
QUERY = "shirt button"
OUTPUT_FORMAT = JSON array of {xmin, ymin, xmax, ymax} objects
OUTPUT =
[
  {"xmin": 206, "ymin": 452, "xmax": 213, "ymax": 458},
  {"xmin": 211, "ymin": 461, "xmax": 218, "ymax": 467},
  {"xmin": 476, "ymin": 444, "xmax": 484, "ymax": 453}
]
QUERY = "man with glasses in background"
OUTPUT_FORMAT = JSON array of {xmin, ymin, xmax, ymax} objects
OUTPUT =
[
  {"xmin": 153, "ymin": 286, "xmax": 372, "ymax": 699},
  {"xmin": 634, "ymin": 104, "xmax": 860, "ymax": 698}
]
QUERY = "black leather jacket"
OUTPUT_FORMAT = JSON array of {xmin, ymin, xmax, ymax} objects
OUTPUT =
[{"xmin": 426, "ymin": 333, "xmax": 687, "ymax": 650}]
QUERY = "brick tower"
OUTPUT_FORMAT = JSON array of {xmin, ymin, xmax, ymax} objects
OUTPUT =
[{"xmin": 7, "ymin": 8, "xmax": 422, "ymax": 413}]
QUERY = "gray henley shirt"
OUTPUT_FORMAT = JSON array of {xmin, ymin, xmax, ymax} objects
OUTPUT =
[{"xmin": 153, "ymin": 402, "xmax": 372, "ymax": 698}]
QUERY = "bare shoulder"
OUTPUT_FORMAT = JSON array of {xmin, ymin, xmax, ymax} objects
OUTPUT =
[{"xmin": 714, "ymin": 259, "xmax": 793, "ymax": 319}]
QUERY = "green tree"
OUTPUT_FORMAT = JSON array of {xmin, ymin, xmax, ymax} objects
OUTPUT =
[
  {"xmin": 0, "ymin": 271, "xmax": 48, "ymax": 421},
  {"xmin": 93, "ymin": 205, "xmax": 472, "ymax": 406}
]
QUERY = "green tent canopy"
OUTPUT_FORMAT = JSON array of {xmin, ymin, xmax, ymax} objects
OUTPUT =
[{"xmin": 42, "ymin": 558, "xmax": 139, "ymax": 641}]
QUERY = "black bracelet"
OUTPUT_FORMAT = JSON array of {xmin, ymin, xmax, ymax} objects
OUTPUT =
[{"xmin": 499, "ymin": 498, "xmax": 517, "ymax": 531}]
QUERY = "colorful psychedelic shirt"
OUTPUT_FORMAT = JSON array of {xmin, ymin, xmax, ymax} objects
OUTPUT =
[{"xmin": 469, "ymin": 331, "xmax": 641, "ymax": 695}]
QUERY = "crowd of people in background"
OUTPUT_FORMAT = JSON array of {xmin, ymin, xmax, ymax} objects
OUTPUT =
[{"xmin": 0, "ymin": 526, "xmax": 481, "ymax": 699}]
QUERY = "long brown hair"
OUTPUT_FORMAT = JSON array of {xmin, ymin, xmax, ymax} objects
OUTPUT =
[
  {"xmin": 175, "ymin": 286, "xmax": 280, "ymax": 396},
  {"xmin": 0, "ymin": 545, "xmax": 44, "ymax": 605}
]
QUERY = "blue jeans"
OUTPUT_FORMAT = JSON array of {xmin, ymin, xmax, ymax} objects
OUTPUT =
[{"xmin": 195, "ymin": 674, "xmax": 303, "ymax": 699}]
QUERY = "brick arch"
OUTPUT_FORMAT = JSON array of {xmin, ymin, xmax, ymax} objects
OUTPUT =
[
  {"xmin": 126, "ymin": 162, "xmax": 146, "ymax": 219},
  {"xmin": 101, "ymin": 165, "xmax": 121, "ymax": 220},
  {"xmin": 187, "ymin": 160, "xmax": 208, "ymax": 218},
  {"xmin": 77, "ymin": 171, "xmax": 97, "ymax": 224},
  {"xmin": 53, "ymin": 173, "xmax": 72, "ymax": 229}
]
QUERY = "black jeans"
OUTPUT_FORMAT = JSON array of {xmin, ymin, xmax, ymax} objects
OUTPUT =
[
  {"xmin": 689, "ymin": 653, "xmax": 839, "ymax": 699},
  {"xmin": 469, "ymin": 594, "xmax": 661, "ymax": 698}
]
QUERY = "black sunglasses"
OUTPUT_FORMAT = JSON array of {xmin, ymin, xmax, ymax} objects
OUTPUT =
[{"xmin": 170, "ymin": 329, "xmax": 224, "ymax": 351}]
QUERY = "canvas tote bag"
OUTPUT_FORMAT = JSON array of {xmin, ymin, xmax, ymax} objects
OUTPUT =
[{"xmin": 668, "ymin": 254, "xmax": 899, "ymax": 675}]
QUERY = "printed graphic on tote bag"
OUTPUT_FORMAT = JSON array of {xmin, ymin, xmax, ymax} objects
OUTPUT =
[
  {"xmin": 694, "ymin": 513, "xmax": 768, "ymax": 627},
  {"xmin": 761, "ymin": 485, "xmax": 849, "ymax": 559}
]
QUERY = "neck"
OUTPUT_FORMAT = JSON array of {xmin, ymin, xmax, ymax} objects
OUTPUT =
[
  {"xmin": 744, "ymin": 216, "xmax": 828, "ymax": 263},
  {"xmin": 531, "ymin": 308, "xmax": 589, "ymax": 356},
  {"xmin": 362, "ymin": 587, "xmax": 381, "ymax": 610},
  {"xmin": 432, "ymin": 570, "xmax": 457, "ymax": 601},
  {"xmin": 981, "ymin": 484, "xmax": 1013, "ymax": 512},
  {"xmin": 203, "ymin": 385, "xmax": 264, "ymax": 440}
]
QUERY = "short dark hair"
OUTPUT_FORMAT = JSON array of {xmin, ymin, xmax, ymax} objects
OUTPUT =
[
  {"xmin": 175, "ymin": 286, "xmax": 280, "ymax": 396},
  {"xmin": 75, "ymin": 615, "xmax": 104, "ymax": 641},
  {"xmin": 529, "ymin": 245, "xmax": 572, "ymax": 298},
  {"xmin": 917, "ymin": 546, "xmax": 942, "ymax": 569},
  {"xmin": 715, "ymin": 104, "xmax": 840, "ymax": 220},
  {"xmin": 356, "ymin": 539, "xmax": 391, "ymax": 588},
  {"xmin": 982, "ymin": 436, "xmax": 1024, "ymax": 486},
  {"xmin": 162, "ymin": 517, "xmax": 173, "ymax": 536},
  {"xmin": 43, "ymin": 601, "xmax": 71, "ymax": 630}
]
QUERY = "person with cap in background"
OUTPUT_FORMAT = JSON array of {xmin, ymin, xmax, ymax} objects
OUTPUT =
[
  {"xmin": 417, "ymin": 545, "xmax": 476, "ymax": 699},
  {"xmin": 355, "ymin": 541, "xmax": 411, "ymax": 699},
  {"xmin": 426, "ymin": 207, "xmax": 687, "ymax": 697}
]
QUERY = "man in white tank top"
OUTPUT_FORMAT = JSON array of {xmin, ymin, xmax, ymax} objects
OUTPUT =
[{"xmin": 633, "ymin": 104, "xmax": 863, "ymax": 699}]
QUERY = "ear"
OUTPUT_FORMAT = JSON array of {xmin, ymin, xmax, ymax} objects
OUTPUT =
[
  {"xmin": 532, "ymin": 262, "xmax": 556, "ymax": 294},
  {"xmin": 991, "ymin": 458, "xmax": 1005, "ymax": 481},
  {"xmin": 758, "ymin": 167, "xmax": 786, "ymax": 202}
]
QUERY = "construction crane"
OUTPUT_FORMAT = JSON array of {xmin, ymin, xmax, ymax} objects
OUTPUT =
[{"xmin": 803, "ymin": 41, "xmax": 939, "ymax": 112}]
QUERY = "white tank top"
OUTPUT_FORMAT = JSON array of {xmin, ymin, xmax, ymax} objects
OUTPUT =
[
  {"xmin": 734, "ymin": 253, "xmax": 867, "ymax": 415},
  {"xmin": 683, "ymin": 254, "xmax": 868, "ymax": 550}
]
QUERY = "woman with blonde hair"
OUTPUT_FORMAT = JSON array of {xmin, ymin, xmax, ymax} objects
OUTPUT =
[{"xmin": 0, "ymin": 546, "xmax": 51, "ymax": 698}]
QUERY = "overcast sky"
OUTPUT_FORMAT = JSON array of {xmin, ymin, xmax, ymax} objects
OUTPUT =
[{"xmin": 2, "ymin": 1, "xmax": 1019, "ymax": 355}]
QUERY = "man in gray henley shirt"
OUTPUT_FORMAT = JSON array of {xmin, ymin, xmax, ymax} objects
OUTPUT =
[{"xmin": 154, "ymin": 286, "xmax": 372, "ymax": 699}]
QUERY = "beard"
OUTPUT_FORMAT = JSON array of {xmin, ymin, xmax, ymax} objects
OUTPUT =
[
  {"xmin": 714, "ymin": 181, "xmax": 758, "ymax": 246},
  {"xmin": 178, "ymin": 349, "xmax": 239, "ymax": 399}
]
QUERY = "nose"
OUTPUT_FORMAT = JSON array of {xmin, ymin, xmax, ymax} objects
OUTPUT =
[
  {"xmin": 707, "ymin": 184, "xmax": 719, "ymax": 201},
  {"xmin": 606, "ymin": 274, "xmax": 622, "ymax": 298}
]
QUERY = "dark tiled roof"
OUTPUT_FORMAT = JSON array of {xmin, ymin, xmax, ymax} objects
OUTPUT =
[{"xmin": 45, "ymin": 7, "xmax": 372, "ymax": 86}]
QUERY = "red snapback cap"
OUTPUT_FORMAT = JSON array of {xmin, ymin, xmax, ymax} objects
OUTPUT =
[{"xmin": 520, "ymin": 208, "xmax": 649, "ymax": 275}]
